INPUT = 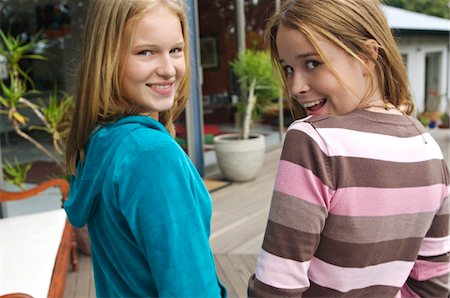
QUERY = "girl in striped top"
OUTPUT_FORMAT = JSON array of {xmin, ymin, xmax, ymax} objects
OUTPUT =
[{"xmin": 248, "ymin": 0, "xmax": 450, "ymax": 296}]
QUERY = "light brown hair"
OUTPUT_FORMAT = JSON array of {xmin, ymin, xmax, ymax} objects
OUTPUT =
[
  {"xmin": 65, "ymin": 0, "xmax": 190, "ymax": 175},
  {"xmin": 265, "ymin": 0, "xmax": 414, "ymax": 119}
]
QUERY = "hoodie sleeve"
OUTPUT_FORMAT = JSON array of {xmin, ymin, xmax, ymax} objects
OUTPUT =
[{"xmin": 114, "ymin": 139, "xmax": 224, "ymax": 297}]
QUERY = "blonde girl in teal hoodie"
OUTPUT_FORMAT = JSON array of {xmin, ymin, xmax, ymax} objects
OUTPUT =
[{"xmin": 64, "ymin": 0, "xmax": 226, "ymax": 297}]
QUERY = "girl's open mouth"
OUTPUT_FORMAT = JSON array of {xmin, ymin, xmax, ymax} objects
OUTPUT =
[
  {"xmin": 146, "ymin": 83, "xmax": 173, "ymax": 96},
  {"xmin": 302, "ymin": 98, "xmax": 327, "ymax": 112}
]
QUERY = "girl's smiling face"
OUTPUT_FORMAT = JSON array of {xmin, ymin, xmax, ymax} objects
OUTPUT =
[
  {"xmin": 276, "ymin": 24, "xmax": 374, "ymax": 116},
  {"xmin": 120, "ymin": 5, "xmax": 186, "ymax": 119}
]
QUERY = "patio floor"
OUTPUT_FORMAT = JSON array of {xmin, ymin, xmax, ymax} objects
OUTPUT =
[{"xmin": 63, "ymin": 146, "xmax": 282, "ymax": 298}]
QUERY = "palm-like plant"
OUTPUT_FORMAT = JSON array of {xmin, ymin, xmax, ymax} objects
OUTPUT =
[
  {"xmin": 0, "ymin": 30, "xmax": 46, "ymax": 86},
  {"xmin": 3, "ymin": 158, "xmax": 31, "ymax": 189},
  {"xmin": 31, "ymin": 89, "xmax": 73, "ymax": 156},
  {"xmin": 0, "ymin": 29, "xmax": 73, "ymax": 174}
]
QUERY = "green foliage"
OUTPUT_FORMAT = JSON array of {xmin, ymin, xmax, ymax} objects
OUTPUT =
[
  {"xmin": 0, "ymin": 29, "xmax": 46, "ymax": 86},
  {"xmin": 3, "ymin": 158, "xmax": 31, "ymax": 189},
  {"xmin": 0, "ymin": 29, "xmax": 72, "ymax": 173},
  {"xmin": 231, "ymin": 49, "xmax": 280, "ymax": 122},
  {"xmin": 0, "ymin": 73, "xmax": 27, "ymax": 108},
  {"xmin": 31, "ymin": 89, "xmax": 73, "ymax": 135},
  {"xmin": 204, "ymin": 134, "xmax": 215, "ymax": 144},
  {"xmin": 0, "ymin": 29, "xmax": 46, "ymax": 127},
  {"xmin": 386, "ymin": 0, "xmax": 449, "ymax": 19}
]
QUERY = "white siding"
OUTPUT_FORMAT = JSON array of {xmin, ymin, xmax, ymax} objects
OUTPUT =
[{"xmin": 397, "ymin": 36, "xmax": 449, "ymax": 114}]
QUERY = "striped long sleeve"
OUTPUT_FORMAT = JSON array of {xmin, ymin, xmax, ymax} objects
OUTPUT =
[
  {"xmin": 248, "ymin": 110, "xmax": 450, "ymax": 297},
  {"xmin": 401, "ymin": 195, "xmax": 450, "ymax": 297}
]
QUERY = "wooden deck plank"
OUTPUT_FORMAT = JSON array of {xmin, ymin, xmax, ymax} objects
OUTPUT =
[
  {"xmin": 214, "ymin": 255, "xmax": 239, "ymax": 298},
  {"xmin": 215, "ymin": 255, "xmax": 248, "ymax": 298},
  {"xmin": 214, "ymin": 254, "xmax": 258, "ymax": 298},
  {"xmin": 210, "ymin": 206, "xmax": 269, "ymax": 254},
  {"xmin": 63, "ymin": 264, "xmax": 77, "ymax": 298},
  {"xmin": 77, "ymin": 252, "xmax": 93, "ymax": 297},
  {"xmin": 227, "ymin": 255, "xmax": 253, "ymax": 286},
  {"xmin": 89, "ymin": 271, "xmax": 96, "ymax": 298},
  {"xmin": 64, "ymin": 252, "xmax": 94, "ymax": 298},
  {"xmin": 210, "ymin": 148, "xmax": 279, "ymax": 255},
  {"xmin": 242, "ymin": 254, "xmax": 258, "ymax": 275},
  {"xmin": 229, "ymin": 233, "xmax": 264, "ymax": 255}
]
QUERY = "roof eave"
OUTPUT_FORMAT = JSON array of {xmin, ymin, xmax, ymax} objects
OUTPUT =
[{"xmin": 392, "ymin": 29, "xmax": 450, "ymax": 37}]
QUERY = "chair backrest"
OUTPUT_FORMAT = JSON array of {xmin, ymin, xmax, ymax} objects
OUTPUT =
[{"xmin": 0, "ymin": 178, "xmax": 70, "ymax": 205}]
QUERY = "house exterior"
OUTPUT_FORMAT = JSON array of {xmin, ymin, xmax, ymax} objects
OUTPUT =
[{"xmin": 383, "ymin": 5, "xmax": 449, "ymax": 115}]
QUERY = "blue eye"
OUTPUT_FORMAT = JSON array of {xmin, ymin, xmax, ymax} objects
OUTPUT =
[
  {"xmin": 138, "ymin": 50, "xmax": 152, "ymax": 56},
  {"xmin": 306, "ymin": 60, "xmax": 320, "ymax": 70}
]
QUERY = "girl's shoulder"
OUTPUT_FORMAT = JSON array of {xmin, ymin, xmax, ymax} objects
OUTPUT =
[
  {"xmin": 287, "ymin": 114, "xmax": 343, "ymax": 133},
  {"xmin": 119, "ymin": 124, "xmax": 178, "ymax": 156},
  {"xmin": 92, "ymin": 115, "xmax": 179, "ymax": 157},
  {"xmin": 289, "ymin": 110, "xmax": 417, "ymax": 134}
]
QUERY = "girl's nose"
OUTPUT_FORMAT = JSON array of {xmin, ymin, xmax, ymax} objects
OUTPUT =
[
  {"xmin": 156, "ymin": 55, "xmax": 176, "ymax": 78},
  {"xmin": 289, "ymin": 72, "xmax": 310, "ymax": 96}
]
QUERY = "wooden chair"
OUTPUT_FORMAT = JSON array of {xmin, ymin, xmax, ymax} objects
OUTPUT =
[{"xmin": 0, "ymin": 178, "xmax": 78, "ymax": 298}]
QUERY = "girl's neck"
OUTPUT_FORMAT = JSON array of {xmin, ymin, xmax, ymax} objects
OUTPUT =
[
  {"xmin": 363, "ymin": 99, "xmax": 403, "ymax": 115},
  {"xmin": 139, "ymin": 111, "xmax": 159, "ymax": 120}
]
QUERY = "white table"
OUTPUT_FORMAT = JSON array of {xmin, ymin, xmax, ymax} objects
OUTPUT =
[{"xmin": 0, "ymin": 209, "xmax": 66, "ymax": 297}]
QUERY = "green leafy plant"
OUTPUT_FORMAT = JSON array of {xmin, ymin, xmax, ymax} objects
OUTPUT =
[
  {"xmin": 0, "ymin": 30, "xmax": 46, "ymax": 86},
  {"xmin": 230, "ymin": 49, "xmax": 280, "ymax": 139},
  {"xmin": 30, "ymin": 89, "xmax": 73, "ymax": 156},
  {"xmin": 3, "ymin": 158, "xmax": 32, "ymax": 189},
  {"xmin": 0, "ymin": 29, "xmax": 73, "ymax": 185}
]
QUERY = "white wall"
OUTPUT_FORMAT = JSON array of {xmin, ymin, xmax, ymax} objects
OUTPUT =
[{"xmin": 397, "ymin": 36, "xmax": 449, "ymax": 114}]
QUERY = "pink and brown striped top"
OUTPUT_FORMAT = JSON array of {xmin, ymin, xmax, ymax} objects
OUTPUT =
[{"xmin": 249, "ymin": 110, "xmax": 450, "ymax": 297}]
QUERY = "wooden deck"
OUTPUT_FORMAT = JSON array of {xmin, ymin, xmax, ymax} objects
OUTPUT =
[{"xmin": 64, "ymin": 146, "xmax": 282, "ymax": 297}]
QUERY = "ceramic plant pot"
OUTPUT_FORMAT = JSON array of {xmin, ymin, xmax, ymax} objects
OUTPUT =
[{"xmin": 213, "ymin": 133, "xmax": 265, "ymax": 182}]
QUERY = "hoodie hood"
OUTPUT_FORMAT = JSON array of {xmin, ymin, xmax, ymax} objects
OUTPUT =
[{"xmin": 64, "ymin": 115, "xmax": 168, "ymax": 228}]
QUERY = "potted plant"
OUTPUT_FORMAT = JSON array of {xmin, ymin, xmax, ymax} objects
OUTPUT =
[{"xmin": 213, "ymin": 49, "xmax": 280, "ymax": 182}]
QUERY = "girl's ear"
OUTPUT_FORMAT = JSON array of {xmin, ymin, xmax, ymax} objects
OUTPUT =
[{"xmin": 363, "ymin": 39, "xmax": 379, "ymax": 75}]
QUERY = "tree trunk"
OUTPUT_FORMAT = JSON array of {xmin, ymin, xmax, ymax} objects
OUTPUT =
[{"xmin": 241, "ymin": 78, "xmax": 257, "ymax": 140}]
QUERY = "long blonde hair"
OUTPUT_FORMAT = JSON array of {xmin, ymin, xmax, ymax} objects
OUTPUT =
[
  {"xmin": 65, "ymin": 0, "xmax": 190, "ymax": 175},
  {"xmin": 265, "ymin": 0, "xmax": 414, "ymax": 120}
]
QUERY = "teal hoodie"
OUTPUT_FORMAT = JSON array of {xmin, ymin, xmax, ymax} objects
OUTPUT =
[{"xmin": 64, "ymin": 115, "xmax": 226, "ymax": 297}]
